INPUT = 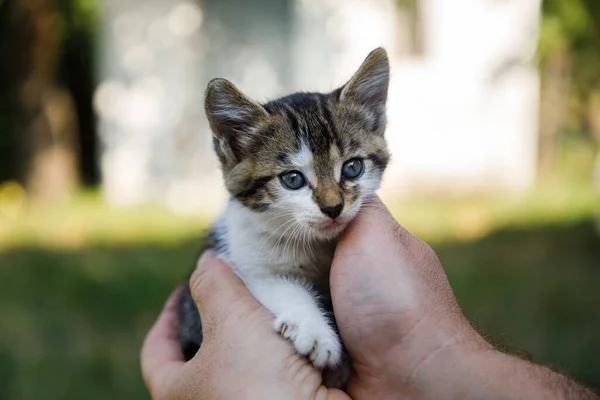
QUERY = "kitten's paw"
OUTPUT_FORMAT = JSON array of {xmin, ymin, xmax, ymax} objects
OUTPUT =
[{"xmin": 274, "ymin": 316, "xmax": 342, "ymax": 369}]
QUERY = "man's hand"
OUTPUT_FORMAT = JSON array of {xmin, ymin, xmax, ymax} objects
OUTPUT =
[
  {"xmin": 330, "ymin": 197, "xmax": 488, "ymax": 398},
  {"xmin": 140, "ymin": 252, "xmax": 349, "ymax": 400},
  {"xmin": 330, "ymin": 196, "xmax": 598, "ymax": 399}
]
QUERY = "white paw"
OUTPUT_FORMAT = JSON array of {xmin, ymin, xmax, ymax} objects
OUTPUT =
[{"xmin": 274, "ymin": 315, "xmax": 342, "ymax": 369}]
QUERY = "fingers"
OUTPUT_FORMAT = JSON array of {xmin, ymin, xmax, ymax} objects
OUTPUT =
[
  {"xmin": 141, "ymin": 287, "xmax": 185, "ymax": 398},
  {"xmin": 189, "ymin": 251, "xmax": 263, "ymax": 328}
]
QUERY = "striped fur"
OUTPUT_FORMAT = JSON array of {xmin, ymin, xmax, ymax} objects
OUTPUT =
[{"xmin": 205, "ymin": 48, "xmax": 390, "ymax": 217}]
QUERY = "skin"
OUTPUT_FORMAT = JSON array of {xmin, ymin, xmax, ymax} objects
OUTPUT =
[{"xmin": 141, "ymin": 197, "xmax": 598, "ymax": 400}]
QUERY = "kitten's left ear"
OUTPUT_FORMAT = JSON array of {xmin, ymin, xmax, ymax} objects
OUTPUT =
[{"xmin": 338, "ymin": 47, "xmax": 390, "ymax": 130}]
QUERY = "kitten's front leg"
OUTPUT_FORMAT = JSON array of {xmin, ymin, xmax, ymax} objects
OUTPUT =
[{"xmin": 244, "ymin": 277, "xmax": 342, "ymax": 369}]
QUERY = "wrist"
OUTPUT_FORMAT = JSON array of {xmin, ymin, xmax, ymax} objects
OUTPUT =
[
  {"xmin": 402, "ymin": 339, "xmax": 596, "ymax": 399},
  {"xmin": 378, "ymin": 311, "xmax": 493, "ymax": 397},
  {"xmin": 407, "ymin": 338, "xmax": 494, "ymax": 399}
]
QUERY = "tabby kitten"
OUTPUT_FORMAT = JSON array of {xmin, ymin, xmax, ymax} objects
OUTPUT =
[{"xmin": 178, "ymin": 47, "xmax": 390, "ymax": 388}]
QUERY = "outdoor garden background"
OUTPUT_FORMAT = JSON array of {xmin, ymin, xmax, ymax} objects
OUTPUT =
[{"xmin": 0, "ymin": 0, "xmax": 599, "ymax": 398}]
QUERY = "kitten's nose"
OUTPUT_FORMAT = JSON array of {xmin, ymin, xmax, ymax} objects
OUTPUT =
[{"xmin": 320, "ymin": 204, "xmax": 343, "ymax": 219}]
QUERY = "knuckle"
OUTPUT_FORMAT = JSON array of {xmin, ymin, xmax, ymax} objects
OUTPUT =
[
  {"xmin": 414, "ymin": 240, "xmax": 439, "ymax": 265},
  {"xmin": 200, "ymin": 321, "xmax": 220, "ymax": 345},
  {"xmin": 189, "ymin": 259, "xmax": 220, "ymax": 304},
  {"xmin": 189, "ymin": 268, "xmax": 205, "ymax": 298},
  {"xmin": 388, "ymin": 221, "xmax": 407, "ymax": 243},
  {"xmin": 395, "ymin": 227, "xmax": 439, "ymax": 266}
]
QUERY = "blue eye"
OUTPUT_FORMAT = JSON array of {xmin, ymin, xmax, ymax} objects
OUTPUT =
[
  {"xmin": 280, "ymin": 171, "xmax": 306, "ymax": 190},
  {"xmin": 341, "ymin": 158, "xmax": 364, "ymax": 180}
]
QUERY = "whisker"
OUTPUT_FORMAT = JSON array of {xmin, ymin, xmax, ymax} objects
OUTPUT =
[
  {"xmin": 284, "ymin": 224, "xmax": 302, "ymax": 263},
  {"xmin": 261, "ymin": 210, "xmax": 295, "ymax": 225},
  {"xmin": 270, "ymin": 219, "xmax": 298, "ymax": 264},
  {"xmin": 261, "ymin": 217, "xmax": 296, "ymax": 250},
  {"xmin": 289, "ymin": 225, "xmax": 302, "ymax": 267}
]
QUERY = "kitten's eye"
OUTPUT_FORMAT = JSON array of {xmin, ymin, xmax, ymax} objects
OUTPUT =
[
  {"xmin": 341, "ymin": 158, "xmax": 364, "ymax": 180},
  {"xmin": 280, "ymin": 171, "xmax": 306, "ymax": 190}
]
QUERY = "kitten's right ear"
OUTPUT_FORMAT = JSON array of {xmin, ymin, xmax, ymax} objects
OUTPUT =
[
  {"xmin": 204, "ymin": 78, "xmax": 268, "ymax": 162},
  {"xmin": 337, "ymin": 47, "xmax": 389, "ymax": 132}
]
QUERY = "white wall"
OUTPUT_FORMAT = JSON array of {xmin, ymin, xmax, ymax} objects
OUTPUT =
[
  {"xmin": 96, "ymin": 0, "xmax": 542, "ymax": 213},
  {"xmin": 389, "ymin": 0, "xmax": 542, "ymax": 193}
]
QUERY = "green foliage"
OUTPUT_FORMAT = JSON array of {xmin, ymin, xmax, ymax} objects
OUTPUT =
[
  {"xmin": 540, "ymin": 0, "xmax": 592, "ymax": 51},
  {"xmin": 58, "ymin": 0, "xmax": 98, "ymax": 83},
  {"xmin": 60, "ymin": 0, "xmax": 98, "ymax": 37},
  {"xmin": 539, "ymin": 0, "xmax": 600, "ymax": 172},
  {"xmin": 540, "ymin": 0, "xmax": 600, "ymax": 102}
]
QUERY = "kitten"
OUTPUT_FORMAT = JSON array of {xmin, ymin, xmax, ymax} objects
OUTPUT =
[{"xmin": 178, "ymin": 47, "xmax": 390, "ymax": 389}]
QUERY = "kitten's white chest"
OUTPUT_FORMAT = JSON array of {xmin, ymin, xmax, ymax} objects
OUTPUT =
[{"xmin": 219, "ymin": 201, "xmax": 336, "ymax": 285}]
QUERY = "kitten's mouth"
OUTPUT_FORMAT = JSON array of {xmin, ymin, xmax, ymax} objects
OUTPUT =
[{"xmin": 311, "ymin": 219, "xmax": 348, "ymax": 237}]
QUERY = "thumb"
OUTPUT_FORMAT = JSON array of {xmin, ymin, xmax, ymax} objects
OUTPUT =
[
  {"xmin": 336, "ymin": 195, "xmax": 407, "ymax": 259},
  {"xmin": 189, "ymin": 251, "xmax": 262, "ymax": 325}
]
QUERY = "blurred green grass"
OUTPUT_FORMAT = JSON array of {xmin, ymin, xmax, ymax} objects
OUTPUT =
[{"xmin": 0, "ymin": 184, "xmax": 599, "ymax": 399}]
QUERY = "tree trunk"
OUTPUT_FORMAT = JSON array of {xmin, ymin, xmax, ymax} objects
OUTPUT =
[
  {"xmin": 588, "ymin": 91, "xmax": 600, "ymax": 193},
  {"xmin": 538, "ymin": 47, "xmax": 571, "ymax": 182},
  {"xmin": 10, "ymin": 0, "xmax": 78, "ymax": 203}
]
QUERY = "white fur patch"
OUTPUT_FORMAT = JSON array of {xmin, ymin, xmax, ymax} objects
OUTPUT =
[
  {"xmin": 219, "ymin": 200, "xmax": 341, "ymax": 370},
  {"xmin": 248, "ymin": 277, "xmax": 342, "ymax": 368}
]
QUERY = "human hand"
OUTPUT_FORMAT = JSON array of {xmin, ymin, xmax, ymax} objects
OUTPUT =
[
  {"xmin": 141, "ymin": 252, "xmax": 350, "ymax": 400},
  {"xmin": 331, "ymin": 196, "xmax": 599, "ymax": 399},
  {"xmin": 330, "ymin": 196, "xmax": 490, "ymax": 399}
]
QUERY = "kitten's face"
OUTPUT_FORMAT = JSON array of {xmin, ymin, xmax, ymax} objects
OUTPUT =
[{"xmin": 205, "ymin": 48, "xmax": 390, "ymax": 240}]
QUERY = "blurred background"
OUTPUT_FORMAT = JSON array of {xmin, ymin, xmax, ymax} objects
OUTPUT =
[{"xmin": 0, "ymin": 0, "xmax": 599, "ymax": 398}]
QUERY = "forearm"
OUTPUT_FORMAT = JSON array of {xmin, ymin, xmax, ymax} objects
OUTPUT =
[{"xmin": 417, "ymin": 347, "xmax": 598, "ymax": 400}]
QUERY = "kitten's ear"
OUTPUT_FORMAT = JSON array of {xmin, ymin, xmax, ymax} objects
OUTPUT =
[
  {"xmin": 205, "ymin": 78, "xmax": 268, "ymax": 161},
  {"xmin": 338, "ymin": 47, "xmax": 389, "ymax": 129}
]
